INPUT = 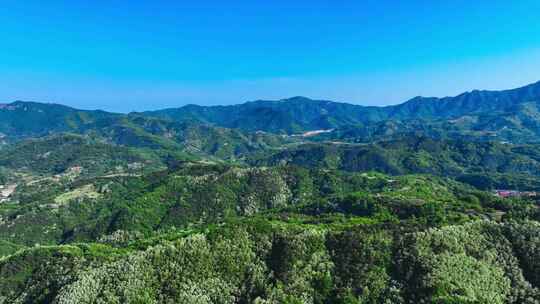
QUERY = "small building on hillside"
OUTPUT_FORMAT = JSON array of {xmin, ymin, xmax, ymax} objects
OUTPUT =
[{"xmin": 494, "ymin": 190, "xmax": 538, "ymax": 199}]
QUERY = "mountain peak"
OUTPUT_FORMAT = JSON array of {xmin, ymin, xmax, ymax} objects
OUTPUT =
[
  {"xmin": 523, "ymin": 80, "xmax": 540, "ymax": 90},
  {"xmin": 243, "ymin": 96, "xmax": 318, "ymax": 107},
  {"xmin": 282, "ymin": 96, "xmax": 314, "ymax": 102},
  {"xmin": 9, "ymin": 100, "xmax": 72, "ymax": 108},
  {"xmin": 527, "ymin": 79, "xmax": 540, "ymax": 86}
]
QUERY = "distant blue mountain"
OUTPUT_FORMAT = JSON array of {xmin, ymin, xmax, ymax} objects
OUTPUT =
[
  {"xmin": 2, "ymin": 81, "xmax": 540, "ymax": 143},
  {"xmin": 141, "ymin": 81, "xmax": 540, "ymax": 134}
]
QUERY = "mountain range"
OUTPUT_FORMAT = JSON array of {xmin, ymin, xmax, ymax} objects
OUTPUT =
[
  {"xmin": 2, "ymin": 80, "xmax": 540, "ymax": 140},
  {"xmin": 1, "ymin": 81, "xmax": 540, "ymax": 184},
  {"xmin": 142, "ymin": 80, "xmax": 540, "ymax": 135},
  {"xmin": 3, "ymin": 81, "xmax": 540, "ymax": 303}
]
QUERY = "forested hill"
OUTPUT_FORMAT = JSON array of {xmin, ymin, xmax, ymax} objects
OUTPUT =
[
  {"xmin": 2, "ymin": 80, "xmax": 540, "ymax": 138},
  {"xmin": 250, "ymin": 136, "xmax": 540, "ymax": 190},
  {"xmin": 0, "ymin": 101, "xmax": 119, "ymax": 138},
  {"xmin": 142, "ymin": 80, "xmax": 540, "ymax": 133},
  {"xmin": 2, "ymin": 162, "xmax": 540, "ymax": 303},
  {"xmin": 2, "ymin": 82, "xmax": 540, "ymax": 303},
  {"xmin": 388, "ymin": 80, "xmax": 540, "ymax": 119}
]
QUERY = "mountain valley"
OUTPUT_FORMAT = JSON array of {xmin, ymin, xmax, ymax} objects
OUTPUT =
[{"xmin": 2, "ymin": 81, "xmax": 540, "ymax": 303}]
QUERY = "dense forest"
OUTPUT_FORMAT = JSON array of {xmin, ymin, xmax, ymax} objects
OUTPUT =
[{"xmin": 1, "ymin": 81, "xmax": 540, "ymax": 303}]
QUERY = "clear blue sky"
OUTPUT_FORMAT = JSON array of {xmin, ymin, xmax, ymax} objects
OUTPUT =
[{"xmin": 1, "ymin": 0, "xmax": 539, "ymax": 112}]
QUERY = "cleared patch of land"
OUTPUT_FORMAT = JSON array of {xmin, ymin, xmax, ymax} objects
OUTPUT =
[{"xmin": 54, "ymin": 184, "xmax": 100, "ymax": 205}]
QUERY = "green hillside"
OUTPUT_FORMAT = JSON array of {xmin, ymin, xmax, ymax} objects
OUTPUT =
[
  {"xmin": 2, "ymin": 161, "xmax": 539, "ymax": 303},
  {"xmin": 1, "ymin": 162, "xmax": 520, "ymax": 250},
  {"xmin": 2, "ymin": 217, "xmax": 540, "ymax": 303},
  {"xmin": 0, "ymin": 133, "xmax": 167, "ymax": 177},
  {"xmin": 0, "ymin": 101, "xmax": 120, "ymax": 139},
  {"xmin": 251, "ymin": 136, "xmax": 540, "ymax": 190},
  {"xmin": 2, "ymin": 82, "xmax": 540, "ymax": 303},
  {"xmin": 3, "ymin": 81, "xmax": 540, "ymax": 142},
  {"xmin": 143, "ymin": 81, "xmax": 540, "ymax": 136}
]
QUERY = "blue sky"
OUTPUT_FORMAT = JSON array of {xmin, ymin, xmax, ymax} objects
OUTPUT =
[{"xmin": 1, "ymin": 0, "xmax": 539, "ymax": 112}]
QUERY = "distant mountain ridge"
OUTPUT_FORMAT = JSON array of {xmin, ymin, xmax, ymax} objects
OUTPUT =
[
  {"xmin": 389, "ymin": 80, "xmax": 540, "ymax": 119},
  {"xmin": 0, "ymin": 102, "xmax": 291, "ymax": 161},
  {"xmin": 2, "ymin": 80, "xmax": 540, "ymax": 141},
  {"xmin": 0, "ymin": 100, "xmax": 120, "ymax": 138},
  {"xmin": 142, "ymin": 80, "xmax": 540, "ymax": 133}
]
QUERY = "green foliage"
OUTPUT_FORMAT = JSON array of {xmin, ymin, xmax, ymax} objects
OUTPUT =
[
  {"xmin": 0, "ymin": 133, "xmax": 165, "ymax": 177},
  {"xmin": 143, "ymin": 81, "xmax": 540, "ymax": 140},
  {"xmin": 326, "ymin": 227, "xmax": 394, "ymax": 303},
  {"xmin": 396, "ymin": 221, "xmax": 540, "ymax": 303},
  {"xmin": 430, "ymin": 253, "xmax": 510, "ymax": 303},
  {"xmin": 253, "ymin": 136, "xmax": 540, "ymax": 190},
  {"xmin": 3, "ymin": 220, "xmax": 540, "ymax": 303},
  {"xmin": 2, "ymin": 162, "xmax": 537, "ymax": 252},
  {"xmin": 3, "ymin": 96, "xmax": 540, "ymax": 303}
]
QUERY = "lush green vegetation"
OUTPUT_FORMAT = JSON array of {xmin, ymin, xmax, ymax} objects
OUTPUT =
[
  {"xmin": 0, "ymin": 133, "xmax": 166, "ymax": 177},
  {"xmin": 251, "ymin": 136, "xmax": 540, "ymax": 190},
  {"xmin": 2, "ymin": 218, "xmax": 540, "ymax": 303},
  {"xmin": 1, "ymin": 161, "xmax": 540, "ymax": 303},
  {"xmin": 2, "ymin": 81, "xmax": 540, "ymax": 303},
  {"xmin": 3, "ymin": 80, "xmax": 540, "ymax": 142},
  {"xmin": 143, "ymin": 81, "xmax": 540, "ymax": 137},
  {"xmin": 1, "ymin": 164, "xmax": 490, "ymax": 247}
]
